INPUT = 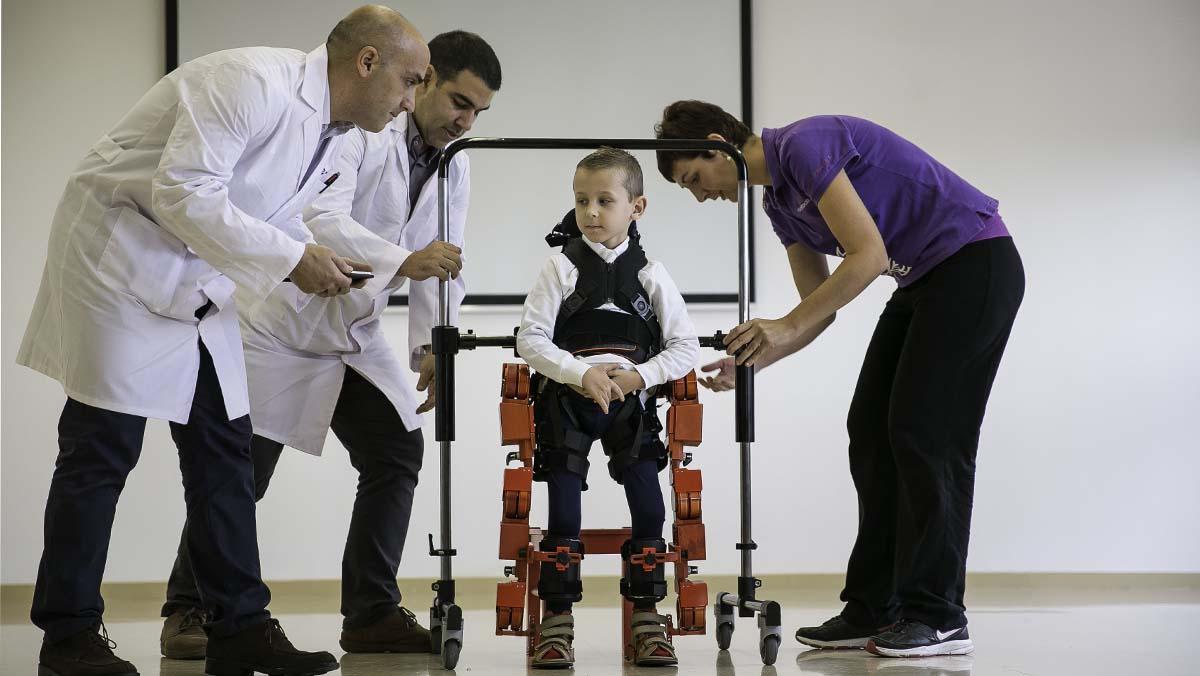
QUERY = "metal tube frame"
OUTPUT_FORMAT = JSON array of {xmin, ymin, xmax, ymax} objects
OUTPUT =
[{"xmin": 432, "ymin": 137, "xmax": 768, "ymax": 665}]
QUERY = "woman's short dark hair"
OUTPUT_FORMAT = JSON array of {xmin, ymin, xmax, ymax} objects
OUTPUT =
[
  {"xmin": 653, "ymin": 100, "xmax": 752, "ymax": 181},
  {"xmin": 429, "ymin": 30, "xmax": 502, "ymax": 91}
]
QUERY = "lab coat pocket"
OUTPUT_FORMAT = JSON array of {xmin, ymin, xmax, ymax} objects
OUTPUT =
[
  {"xmin": 97, "ymin": 206, "xmax": 186, "ymax": 314},
  {"xmin": 264, "ymin": 178, "xmax": 325, "ymax": 232}
]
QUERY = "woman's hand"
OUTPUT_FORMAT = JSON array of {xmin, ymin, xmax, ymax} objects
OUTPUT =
[
  {"xmin": 724, "ymin": 317, "xmax": 802, "ymax": 366},
  {"xmin": 698, "ymin": 357, "xmax": 736, "ymax": 392}
]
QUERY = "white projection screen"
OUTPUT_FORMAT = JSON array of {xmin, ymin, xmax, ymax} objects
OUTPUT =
[{"xmin": 175, "ymin": 0, "xmax": 753, "ymax": 303}]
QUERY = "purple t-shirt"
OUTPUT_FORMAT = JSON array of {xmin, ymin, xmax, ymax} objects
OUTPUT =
[{"xmin": 761, "ymin": 116, "xmax": 1009, "ymax": 287}]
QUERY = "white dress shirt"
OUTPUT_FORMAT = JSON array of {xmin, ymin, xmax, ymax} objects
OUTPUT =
[{"xmin": 517, "ymin": 233, "xmax": 699, "ymax": 397}]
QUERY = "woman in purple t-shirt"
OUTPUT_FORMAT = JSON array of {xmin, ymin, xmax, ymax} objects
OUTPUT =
[{"xmin": 654, "ymin": 100, "xmax": 1024, "ymax": 658}]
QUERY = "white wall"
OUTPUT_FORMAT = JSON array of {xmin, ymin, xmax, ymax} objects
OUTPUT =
[
  {"xmin": 176, "ymin": 0, "xmax": 745, "ymax": 299},
  {"xmin": 750, "ymin": 0, "xmax": 1200, "ymax": 573},
  {"xmin": 3, "ymin": 0, "xmax": 1198, "ymax": 587}
]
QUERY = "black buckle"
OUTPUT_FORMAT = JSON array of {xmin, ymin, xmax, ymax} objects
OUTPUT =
[{"xmin": 631, "ymin": 293, "xmax": 654, "ymax": 321}]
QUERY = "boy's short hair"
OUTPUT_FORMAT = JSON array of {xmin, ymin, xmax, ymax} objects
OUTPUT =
[
  {"xmin": 576, "ymin": 147, "xmax": 644, "ymax": 199},
  {"xmin": 429, "ymin": 30, "xmax": 502, "ymax": 91},
  {"xmin": 653, "ymin": 100, "xmax": 752, "ymax": 181}
]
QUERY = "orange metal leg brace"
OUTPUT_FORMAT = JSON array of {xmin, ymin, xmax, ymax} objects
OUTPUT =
[{"xmin": 493, "ymin": 364, "xmax": 709, "ymax": 662}]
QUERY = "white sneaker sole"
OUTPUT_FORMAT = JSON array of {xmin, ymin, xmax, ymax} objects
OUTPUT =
[
  {"xmin": 867, "ymin": 638, "xmax": 974, "ymax": 657},
  {"xmin": 796, "ymin": 635, "xmax": 869, "ymax": 649}
]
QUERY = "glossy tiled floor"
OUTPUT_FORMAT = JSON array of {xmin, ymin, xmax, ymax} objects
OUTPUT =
[{"xmin": 3, "ymin": 595, "xmax": 1197, "ymax": 676}]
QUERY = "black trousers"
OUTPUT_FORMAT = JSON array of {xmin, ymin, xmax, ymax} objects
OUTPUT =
[
  {"xmin": 164, "ymin": 366, "xmax": 424, "ymax": 629},
  {"xmin": 541, "ymin": 393, "xmax": 667, "ymax": 613},
  {"xmin": 839, "ymin": 236, "xmax": 1024, "ymax": 631},
  {"xmin": 32, "ymin": 341, "xmax": 270, "ymax": 641}
]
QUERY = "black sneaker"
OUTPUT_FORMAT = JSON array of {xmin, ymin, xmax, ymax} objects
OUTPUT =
[
  {"xmin": 38, "ymin": 624, "xmax": 139, "ymax": 676},
  {"xmin": 866, "ymin": 619, "xmax": 973, "ymax": 657},
  {"xmin": 795, "ymin": 615, "xmax": 893, "ymax": 649},
  {"xmin": 204, "ymin": 618, "xmax": 339, "ymax": 676}
]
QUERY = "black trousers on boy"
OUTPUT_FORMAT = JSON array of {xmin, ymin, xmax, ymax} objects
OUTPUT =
[
  {"xmin": 839, "ymin": 236, "xmax": 1024, "ymax": 631},
  {"xmin": 541, "ymin": 392, "xmax": 667, "ymax": 613}
]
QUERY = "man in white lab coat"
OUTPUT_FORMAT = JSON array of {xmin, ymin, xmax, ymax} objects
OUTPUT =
[
  {"xmin": 17, "ymin": 7, "xmax": 440, "ymax": 676},
  {"xmin": 158, "ymin": 30, "xmax": 501, "ymax": 658}
]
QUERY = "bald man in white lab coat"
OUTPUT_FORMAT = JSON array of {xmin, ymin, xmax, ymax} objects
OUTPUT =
[
  {"xmin": 158, "ymin": 30, "xmax": 501, "ymax": 659},
  {"xmin": 17, "ymin": 7, "xmax": 444, "ymax": 676}
]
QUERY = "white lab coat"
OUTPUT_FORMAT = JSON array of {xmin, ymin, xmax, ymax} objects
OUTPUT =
[
  {"xmin": 242, "ymin": 113, "xmax": 469, "ymax": 454},
  {"xmin": 17, "ymin": 45, "xmax": 346, "ymax": 424}
]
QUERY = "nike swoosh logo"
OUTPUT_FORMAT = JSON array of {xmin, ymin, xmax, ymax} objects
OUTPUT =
[{"xmin": 936, "ymin": 629, "xmax": 960, "ymax": 641}]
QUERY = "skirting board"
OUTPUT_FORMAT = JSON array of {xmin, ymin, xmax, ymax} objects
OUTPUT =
[{"xmin": 3, "ymin": 573, "xmax": 1197, "ymax": 625}]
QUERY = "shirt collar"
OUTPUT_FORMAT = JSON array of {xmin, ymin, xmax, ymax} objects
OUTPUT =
[
  {"xmin": 580, "ymin": 232, "xmax": 630, "ymax": 262},
  {"xmin": 406, "ymin": 117, "xmax": 438, "ymax": 163},
  {"xmin": 322, "ymin": 94, "xmax": 353, "ymax": 138},
  {"xmin": 308, "ymin": 45, "xmax": 352, "ymax": 138}
]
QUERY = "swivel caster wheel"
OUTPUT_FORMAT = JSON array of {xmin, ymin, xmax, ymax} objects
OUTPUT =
[
  {"xmin": 759, "ymin": 635, "xmax": 780, "ymax": 665},
  {"xmin": 441, "ymin": 639, "xmax": 462, "ymax": 670},
  {"xmin": 716, "ymin": 622, "xmax": 734, "ymax": 650}
]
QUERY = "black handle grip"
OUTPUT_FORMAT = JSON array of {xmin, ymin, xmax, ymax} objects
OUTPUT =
[{"xmin": 735, "ymin": 365, "xmax": 754, "ymax": 442}]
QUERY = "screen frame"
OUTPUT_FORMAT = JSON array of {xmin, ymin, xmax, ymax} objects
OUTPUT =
[{"xmin": 164, "ymin": 0, "xmax": 757, "ymax": 306}]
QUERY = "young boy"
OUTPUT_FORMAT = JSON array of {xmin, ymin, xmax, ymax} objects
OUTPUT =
[{"xmin": 517, "ymin": 148, "xmax": 700, "ymax": 668}]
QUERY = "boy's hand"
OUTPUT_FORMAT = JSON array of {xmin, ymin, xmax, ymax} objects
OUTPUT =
[
  {"xmin": 580, "ymin": 366, "xmax": 624, "ymax": 414},
  {"xmin": 608, "ymin": 366, "xmax": 646, "ymax": 397}
]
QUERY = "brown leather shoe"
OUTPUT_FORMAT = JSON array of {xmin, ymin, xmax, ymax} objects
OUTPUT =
[
  {"xmin": 160, "ymin": 608, "xmax": 207, "ymax": 660},
  {"xmin": 339, "ymin": 607, "xmax": 432, "ymax": 653}
]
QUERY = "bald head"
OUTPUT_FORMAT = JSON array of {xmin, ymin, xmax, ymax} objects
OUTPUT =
[
  {"xmin": 326, "ymin": 5, "xmax": 423, "ymax": 64},
  {"xmin": 326, "ymin": 5, "xmax": 430, "ymax": 132}
]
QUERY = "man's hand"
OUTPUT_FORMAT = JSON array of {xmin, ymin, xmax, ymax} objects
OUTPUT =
[
  {"xmin": 289, "ymin": 244, "xmax": 366, "ymax": 297},
  {"xmin": 580, "ymin": 366, "xmax": 625, "ymax": 414},
  {"xmin": 345, "ymin": 259, "xmax": 373, "ymax": 289},
  {"xmin": 608, "ymin": 367, "xmax": 646, "ymax": 397},
  {"xmin": 415, "ymin": 351, "xmax": 435, "ymax": 413},
  {"xmin": 398, "ymin": 241, "xmax": 463, "ymax": 282},
  {"xmin": 698, "ymin": 357, "xmax": 736, "ymax": 392}
]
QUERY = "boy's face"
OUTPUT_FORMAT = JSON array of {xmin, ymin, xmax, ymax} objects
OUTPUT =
[{"xmin": 572, "ymin": 168, "xmax": 647, "ymax": 249}]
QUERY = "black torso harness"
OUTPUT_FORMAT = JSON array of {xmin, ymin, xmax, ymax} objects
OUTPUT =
[{"xmin": 532, "ymin": 211, "xmax": 668, "ymax": 486}]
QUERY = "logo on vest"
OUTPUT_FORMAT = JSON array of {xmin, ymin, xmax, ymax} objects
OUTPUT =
[
  {"xmin": 835, "ymin": 246, "xmax": 912, "ymax": 278},
  {"xmin": 631, "ymin": 294, "xmax": 654, "ymax": 320}
]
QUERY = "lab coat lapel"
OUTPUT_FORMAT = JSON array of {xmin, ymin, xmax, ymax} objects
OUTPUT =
[
  {"xmin": 296, "ymin": 45, "xmax": 327, "ymax": 192},
  {"xmin": 377, "ymin": 114, "xmax": 413, "ymax": 244}
]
